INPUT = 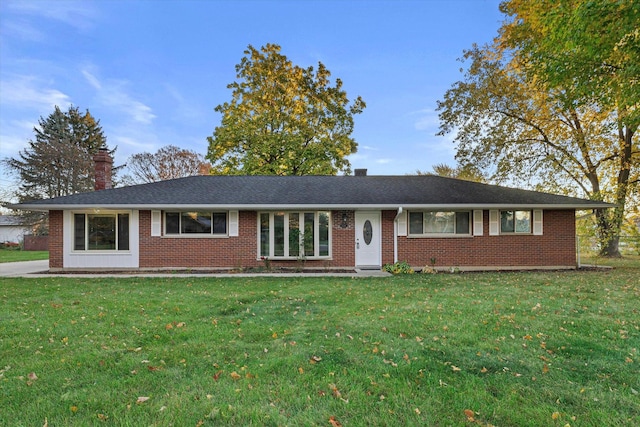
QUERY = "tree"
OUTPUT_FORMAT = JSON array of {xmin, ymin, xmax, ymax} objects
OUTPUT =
[
  {"xmin": 207, "ymin": 43, "xmax": 365, "ymax": 175},
  {"xmin": 437, "ymin": 1, "xmax": 639, "ymax": 257},
  {"xmin": 499, "ymin": 0, "xmax": 639, "ymax": 257},
  {"xmin": 414, "ymin": 163, "xmax": 486, "ymax": 182},
  {"xmin": 124, "ymin": 145, "xmax": 211, "ymax": 184},
  {"xmin": 5, "ymin": 106, "xmax": 113, "ymax": 202}
]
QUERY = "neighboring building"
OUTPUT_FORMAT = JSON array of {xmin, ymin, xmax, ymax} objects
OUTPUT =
[
  {"xmin": 0, "ymin": 215, "xmax": 30, "ymax": 245},
  {"xmin": 10, "ymin": 151, "xmax": 612, "ymax": 272}
]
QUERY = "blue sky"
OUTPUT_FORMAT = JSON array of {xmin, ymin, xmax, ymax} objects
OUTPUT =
[{"xmin": 0, "ymin": 0, "xmax": 503, "ymax": 190}]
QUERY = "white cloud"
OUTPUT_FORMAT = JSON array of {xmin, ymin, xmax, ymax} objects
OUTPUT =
[
  {"xmin": 6, "ymin": 0, "xmax": 97, "ymax": 32},
  {"xmin": 411, "ymin": 108, "xmax": 440, "ymax": 131},
  {"xmin": 81, "ymin": 66, "xmax": 156, "ymax": 125},
  {"xmin": 0, "ymin": 75, "xmax": 71, "ymax": 110},
  {"xmin": 376, "ymin": 158, "xmax": 392, "ymax": 164}
]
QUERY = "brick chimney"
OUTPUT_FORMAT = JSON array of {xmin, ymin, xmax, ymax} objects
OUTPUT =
[
  {"xmin": 354, "ymin": 168, "xmax": 368, "ymax": 176},
  {"xmin": 93, "ymin": 148, "xmax": 113, "ymax": 191}
]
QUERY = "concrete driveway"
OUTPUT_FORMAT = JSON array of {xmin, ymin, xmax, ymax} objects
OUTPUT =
[{"xmin": 0, "ymin": 260, "xmax": 50, "ymax": 277}]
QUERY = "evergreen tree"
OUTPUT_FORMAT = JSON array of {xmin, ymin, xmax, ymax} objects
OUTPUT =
[{"xmin": 5, "ymin": 105, "xmax": 114, "ymax": 202}]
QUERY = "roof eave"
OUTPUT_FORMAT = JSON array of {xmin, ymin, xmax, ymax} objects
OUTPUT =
[{"xmin": 10, "ymin": 202, "xmax": 615, "ymax": 211}]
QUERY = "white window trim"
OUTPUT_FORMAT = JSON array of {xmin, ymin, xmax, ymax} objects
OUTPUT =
[
  {"xmin": 71, "ymin": 210, "xmax": 132, "ymax": 253},
  {"xmin": 162, "ymin": 210, "xmax": 230, "ymax": 237},
  {"xmin": 407, "ymin": 210, "xmax": 473, "ymax": 238},
  {"xmin": 258, "ymin": 211, "xmax": 332, "ymax": 260}
]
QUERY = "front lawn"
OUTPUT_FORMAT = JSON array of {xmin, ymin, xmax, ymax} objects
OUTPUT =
[
  {"xmin": 0, "ymin": 247, "xmax": 49, "ymax": 263},
  {"xmin": 1, "ymin": 264, "xmax": 638, "ymax": 426}
]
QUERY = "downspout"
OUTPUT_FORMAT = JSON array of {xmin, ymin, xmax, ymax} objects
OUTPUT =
[{"xmin": 393, "ymin": 207, "xmax": 403, "ymax": 264}]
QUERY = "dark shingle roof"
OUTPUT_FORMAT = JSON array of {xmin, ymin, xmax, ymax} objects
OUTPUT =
[{"xmin": 12, "ymin": 175, "xmax": 612, "ymax": 210}]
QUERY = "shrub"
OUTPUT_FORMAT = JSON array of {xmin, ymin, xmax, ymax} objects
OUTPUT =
[{"xmin": 382, "ymin": 261, "xmax": 414, "ymax": 274}]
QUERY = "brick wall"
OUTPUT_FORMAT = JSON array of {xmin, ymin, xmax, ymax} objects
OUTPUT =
[
  {"xmin": 391, "ymin": 209, "xmax": 576, "ymax": 269},
  {"xmin": 49, "ymin": 210, "xmax": 63, "ymax": 269},
  {"xmin": 53, "ymin": 208, "xmax": 577, "ymax": 270},
  {"xmin": 138, "ymin": 210, "xmax": 357, "ymax": 269}
]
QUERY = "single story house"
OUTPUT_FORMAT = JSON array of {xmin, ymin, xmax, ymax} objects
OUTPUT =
[{"xmin": 11, "ymin": 151, "xmax": 611, "ymax": 272}]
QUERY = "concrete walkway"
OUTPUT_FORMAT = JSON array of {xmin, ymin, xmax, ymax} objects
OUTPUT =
[{"xmin": 0, "ymin": 260, "xmax": 390, "ymax": 278}]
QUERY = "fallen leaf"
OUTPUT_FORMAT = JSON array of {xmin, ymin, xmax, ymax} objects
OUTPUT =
[
  {"xmin": 414, "ymin": 408, "xmax": 421, "ymax": 415},
  {"xmin": 480, "ymin": 367, "xmax": 488, "ymax": 373},
  {"xmin": 328, "ymin": 383, "xmax": 342, "ymax": 398},
  {"xmin": 165, "ymin": 323, "xmax": 173, "ymax": 330},
  {"xmin": 329, "ymin": 416, "xmax": 343, "ymax": 427},
  {"xmin": 451, "ymin": 365, "xmax": 461, "ymax": 372},
  {"xmin": 552, "ymin": 411, "xmax": 560, "ymax": 420},
  {"xmin": 70, "ymin": 405, "xmax": 78, "ymax": 413},
  {"xmin": 136, "ymin": 396, "xmax": 150, "ymax": 404},
  {"xmin": 97, "ymin": 413, "xmax": 108, "ymax": 421},
  {"xmin": 43, "ymin": 418, "xmax": 48, "ymax": 427},
  {"xmin": 213, "ymin": 370, "xmax": 223, "ymax": 381},
  {"xmin": 230, "ymin": 371, "xmax": 241, "ymax": 380},
  {"xmin": 176, "ymin": 322, "xmax": 185, "ymax": 328},
  {"xmin": 148, "ymin": 365, "xmax": 161, "ymax": 372},
  {"xmin": 298, "ymin": 367, "xmax": 305, "ymax": 374},
  {"xmin": 464, "ymin": 409, "xmax": 475, "ymax": 421},
  {"xmin": 28, "ymin": 372, "xmax": 38, "ymax": 381},
  {"xmin": 310, "ymin": 355, "xmax": 322, "ymax": 364},
  {"xmin": 542, "ymin": 364, "xmax": 550, "ymax": 374}
]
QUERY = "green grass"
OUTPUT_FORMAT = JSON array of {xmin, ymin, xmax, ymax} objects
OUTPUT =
[
  {"xmin": 1, "ymin": 262, "xmax": 639, "ymax": 426},
  {"xmin": 0, "ymin": 247, "xmax": 49, "ymax": 263}
]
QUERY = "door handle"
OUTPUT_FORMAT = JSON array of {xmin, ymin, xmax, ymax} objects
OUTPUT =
[{"xmin": 356, "ymin": 239, "xmax": 360, "ymax": 249}]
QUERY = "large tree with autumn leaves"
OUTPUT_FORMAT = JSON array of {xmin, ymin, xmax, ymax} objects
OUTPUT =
[
  {"xmin": 437, "ymin": 0, "xmax": 639, "ymax": 256},
  {"xmin": 206, "ymin": 44, "xmax": 365, "ymax": 176}
]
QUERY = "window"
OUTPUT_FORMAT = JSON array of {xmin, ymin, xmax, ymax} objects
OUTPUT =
[
  {"xmin": 74, "ymin": 213, "xmax": 129, "ymax": 251},
  {"xmin": 165, "ymin": 211, "xmax": 227, "ymax": 235},
  {"xmin": 501, "ymin": 210, "xmax": 531, "ymax": 233},
  {"xmin": 408, "ymin": 211, "xmax": 470, "ymax": 236},
  {"xmin": 259, "ymin": 212, "xmax": 330, "ymax": 258}
]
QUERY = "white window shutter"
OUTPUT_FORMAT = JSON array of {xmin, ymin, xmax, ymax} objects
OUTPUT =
[
  {"xmin": 489, "ymin": 210, "xmax": 500, "ymax": 236},
  {"xmin": 473, "ymin": 210, "xmax": 484, "ymax": 236},
  {"xmin": 397, "ymin": 210, "xmax": 407, "ymax": 236},
  {"xmin": 229, "ymin": 210, "xmax": 239, "ymax": 237},
  {"xmin": 533, "ymin": 209, "xmax": 543, "ymax": 235},
  {"xmin": 151, "ymin": 210, "xmax": 161, "ymax": 236}
]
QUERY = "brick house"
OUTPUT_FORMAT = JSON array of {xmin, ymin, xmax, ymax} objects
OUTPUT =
[{"xmin": 12, "ymin": 150, "xmax": 611, "ymax": 272}]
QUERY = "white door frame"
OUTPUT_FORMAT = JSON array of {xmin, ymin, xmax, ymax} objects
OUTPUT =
[{"xmin": 354, "ymin": 211, "xmax": 381, "ymax": 268}]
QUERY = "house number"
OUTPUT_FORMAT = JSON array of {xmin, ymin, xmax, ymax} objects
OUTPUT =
[{"xmin": 363, "ymin": 220, "xmax": 373, "ymax": 245}]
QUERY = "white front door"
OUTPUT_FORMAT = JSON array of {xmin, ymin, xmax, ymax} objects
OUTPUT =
[{"xmin": 355, "ymin": 211, "xmax": 381, "ymax": 268}]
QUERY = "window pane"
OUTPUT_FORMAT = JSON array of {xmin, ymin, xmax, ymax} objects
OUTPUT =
[
  {"xmin": 166, "ymin": 212, "xmax": 180, "ymax": 234},
  {"xmin": 425, "ymin": 212, "xmax": 455, "ymax": 233},
  {"xmin": 74, "ymin": 214, "xmax": 85, "ymax": 250},
  {"xmin": 501, "ymin": 211, "xmax": 514, "ymax": 233},
  {"xmin": 304, "ymin": 212, "xmax": 315, "ymax": 256},
  {"xmin": 289, "ymin": 213, "xmax": 300, "ymax": 257},
  {"xmin": 274, "ymin": 213, "xmax": 285, "ymax": 257},
  {"xmin": 117, "ymin": 214, "xmax": 129, "ymax": 250},
  {"xmin": 260, "ymin": 213, "xmax": 270, "ymax": 257},
  {"xmin": 455, "ymin": 212, "xmax": 470, "ymax": 234},
  {"xmin": 319, "ymin": 212, "xmax": 329, "ymax": 256},
  {"xmin": 409, "ymin": 212, "xmax": 423, "ymax": 234},
  {"xmin": 88, "ymin": 215, "xmax": 116, "ymax": 250},
  {"xmin": 182, "ymin": 212, "xmax": 211, "ymax": 234},
  {"xmin": 213, "ymin": 212, "xmax": 227, "ymax": 234},
  {"xmin": 515, "ymin": 211, "xmax": 531, "ymax": 233}
]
